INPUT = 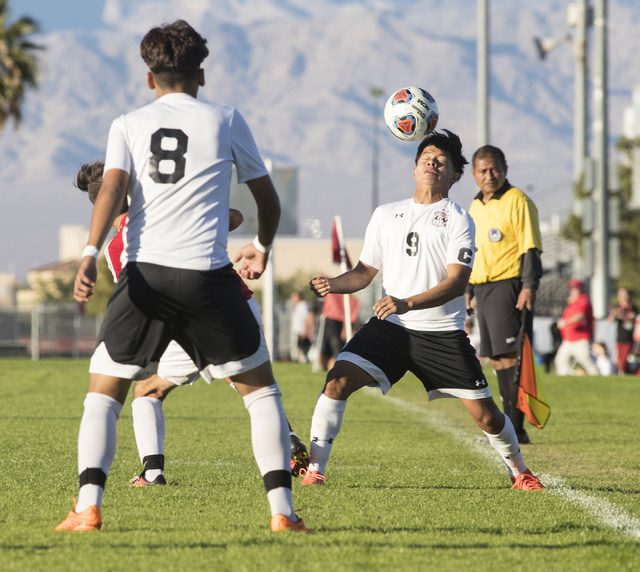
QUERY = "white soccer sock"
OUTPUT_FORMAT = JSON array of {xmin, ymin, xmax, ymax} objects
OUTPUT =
[
  {"xmin": 132, "ymin": 396, "xmax": 165, "ymax": 480},
  {"xmin": 76, "ymin": 393, "xmax": 122, "ymax": 512},
  {"xmin": 483, "ymin": 413, "xmax": 526, "ymax": 478},
  {"xmin": 308, "ymin": 393, "xmax": 347, "ymax": 475},
  {"xmin": 243, "ymin": 384, "xmax": 295, "ymax": 520}
]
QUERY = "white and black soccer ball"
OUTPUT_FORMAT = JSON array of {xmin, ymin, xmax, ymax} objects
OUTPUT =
[{"xmin": 383, "ymin": 87, "xmax": 439, "ymax": 142}]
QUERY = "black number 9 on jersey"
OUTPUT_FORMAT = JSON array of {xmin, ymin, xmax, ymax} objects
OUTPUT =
[
  {"xmin": 406, "ymin": 232, "xmax": 419, "ymax": 256},
  {"xmin": 149, "ymin": 128, "xmax": 189, "ymax": 184}
]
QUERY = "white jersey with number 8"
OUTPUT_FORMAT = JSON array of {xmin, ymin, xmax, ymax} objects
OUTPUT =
[{"xmin": 104, "ymin": 92, "xmax": 268, "ymax": 271}]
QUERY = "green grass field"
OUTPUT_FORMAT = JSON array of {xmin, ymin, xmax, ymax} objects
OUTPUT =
[{"xmin": 1, "ymin": 359, "xmax": 639, "ymax": 571}]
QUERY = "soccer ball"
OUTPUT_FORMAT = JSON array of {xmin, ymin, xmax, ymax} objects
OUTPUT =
[{"xmin": 383, "ymin": 87, "xmax": 439, "ymax": 142}]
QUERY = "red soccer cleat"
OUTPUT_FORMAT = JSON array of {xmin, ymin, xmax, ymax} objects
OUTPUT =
[
  {"xmin": 300, "ymin": 470, "xmax": 325, "ymax": 486},
  {"xmin": 511, "ymin": 469, "xmax": 545, "ymax": 491}
]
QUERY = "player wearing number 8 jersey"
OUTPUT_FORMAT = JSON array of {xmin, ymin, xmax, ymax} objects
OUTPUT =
[
  {"xmin": 57, "ymin": 20, "xmax": 310, "ymax": 534},
  {"xmin": 74, "ymin": 161, "xmax": 309, "ymax": 487},
  {"xmin": 304, "ymin": 130, "xmax": 543, "ymax": 492}
]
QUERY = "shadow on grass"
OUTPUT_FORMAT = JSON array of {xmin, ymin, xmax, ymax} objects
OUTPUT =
[
  {"xmin": 343, "ymin": 483, "xmax": 508, "ymax": 491},
  {"xmin": 1, "ymin": 536, "xmax": 618, "ymax": 553}
]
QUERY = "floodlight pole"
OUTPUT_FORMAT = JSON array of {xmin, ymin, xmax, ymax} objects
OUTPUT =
[
  {"xmin": 477, "ymin": 0, "xmax": 490, "ymax": 147},
  {"xmin": 370, "ymin": 87, "xmax": 385, "ymax": 310},
  {"xmin": 572, "ymin": 0, "xmax": 589, "ymax": 186},
  {"xmin": 370, "ymin": 87, "xmax": 384, "ymax": 214},
  {"xmin": 568, "ymin": 0, "xmax": 591, "ymax": 280},
  {"xmin": 590, "ymin": 0, "xmax": 609, "ymax": 318}
]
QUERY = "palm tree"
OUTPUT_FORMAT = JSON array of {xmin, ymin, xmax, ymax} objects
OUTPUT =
[{"xmin": 0, "ymin": 0, "xmax": 43, "ymax": 132}]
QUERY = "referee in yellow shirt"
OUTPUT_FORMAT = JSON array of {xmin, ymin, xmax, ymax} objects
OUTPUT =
[{"xmin": 466, "ymin": 145, "xmax": 543, "ymax": 444}]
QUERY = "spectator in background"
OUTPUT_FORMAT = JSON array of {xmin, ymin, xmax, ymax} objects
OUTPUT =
[
  {"xmin": 543, "ymin": 321, "xmax": 563, "ymax": 374},
  {"xmin": 555, "ymin": 279, "xmax": 599, "ymax": 376},
  {"xmin": 608, "ymin": 288, "xmax": 637, "ymax": 374},
  {"xmin": 592, "ymin": 342, "xmax": 616, "ymax": 376},
  {"xmin": 319, "ymin": 292, "xmax": 360, "ymax": 371},
  {"xmin": 464, "ymin": 318, "xmax": 482, "ymax": 359},
  {"xmin": 290, "ymin": 291, "xmax": 313, "ymax": 363}
]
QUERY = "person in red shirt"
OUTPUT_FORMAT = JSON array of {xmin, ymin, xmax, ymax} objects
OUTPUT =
[
  {"xmin": 319, "ymin": 291, "xmax": 360, "ymax": 371},
  {"xmin": 554, "ymin": 279, "xmax": 599, "ymax": 375}
]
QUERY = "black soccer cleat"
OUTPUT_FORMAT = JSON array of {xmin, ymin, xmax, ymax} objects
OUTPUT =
[
  {"xmin": 129, "ymin": 472, "xmax": 167, "ymax": 487},
  {"xmin": 289, "ymin": 434, "xmax": 310, "ymax": 477}
]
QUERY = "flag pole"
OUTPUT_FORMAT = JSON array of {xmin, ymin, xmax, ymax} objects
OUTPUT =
[{"xmin": 334, "ymin": 216, "xmax": 353, "ymax": 342}]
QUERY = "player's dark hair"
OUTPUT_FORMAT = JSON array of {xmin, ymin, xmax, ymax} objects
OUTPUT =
[
  {"xmin": 140, "ymin": 20, "xmax": 209, "ymax": 88},
  {"xmin": 472, "ymin": 145, "xmax": 507, "ymax": 169},
  {"xmin": 75, "ymin": 160, "xmax": 128, "ymax": 215},
  {"xmin": 415, "ymin": 129, "xmax": 468, "ymax": 175}
]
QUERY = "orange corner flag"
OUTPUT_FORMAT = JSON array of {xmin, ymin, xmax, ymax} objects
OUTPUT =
[{"xmin": 514, "ymin": 308, "xmax": 550, "ymax": 429}]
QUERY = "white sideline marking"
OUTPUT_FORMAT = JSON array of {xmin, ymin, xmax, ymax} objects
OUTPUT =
[{"xmin": 367, "ymin": 389, "xmax": 640, "ymax": 540}]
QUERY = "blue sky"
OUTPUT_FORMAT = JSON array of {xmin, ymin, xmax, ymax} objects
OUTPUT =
[{"xmin": 11, "ymin": 0, "xmax": 106, "ymax": 33}]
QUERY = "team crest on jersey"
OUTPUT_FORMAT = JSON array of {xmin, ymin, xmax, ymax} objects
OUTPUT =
[
  {"xmin": 432, "ymin": 212, "xmax": 448, "ymax": 227},
  {"xmin": 489, "ymin": 228, "xmax": 502, "ymax": 242}
]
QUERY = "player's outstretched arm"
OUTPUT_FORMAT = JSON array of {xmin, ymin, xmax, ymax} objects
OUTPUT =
[
  {"xmin": 234, "ymin": 175, "xmax": 280, "ymax": 280},
  {"xmin": 374, "ymin": 263, "xmax": 471, "ymax": 320},
  {"xmin": 310, "ymin": 262, "xmax": 378, "ymax": 298},
  {"xmin": 74, "ymin": 169, "xmax": 129, "ymax": 303}
]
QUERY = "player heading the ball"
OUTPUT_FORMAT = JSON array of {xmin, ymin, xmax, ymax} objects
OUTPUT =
[{"xmin": 304, "ymin": 130, "xmax": 544, "ymax": 493}]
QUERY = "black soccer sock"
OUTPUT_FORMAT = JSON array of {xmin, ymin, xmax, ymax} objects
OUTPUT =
[
  {"xmin": 496, "ymin": 367, "xmax": 515, "ymax": 420},
  {"xmin": 497, "ymin": 366, "xmax": 524, "ymax": 432}
]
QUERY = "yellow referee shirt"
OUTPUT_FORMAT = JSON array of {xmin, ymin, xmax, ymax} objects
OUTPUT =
[{"xmin": 468, "ymin": 183, "xmax": 542, "ymax": 285}]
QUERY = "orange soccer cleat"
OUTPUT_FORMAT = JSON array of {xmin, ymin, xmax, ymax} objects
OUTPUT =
[
  {"xmin": 55, "ymin": 504, "xmax": 102, "ymax": 531},
  {"xmin": 270, "ymin": 514, "xmax": 313, "ymax": 534},
  {"xmin": 510, "ymin": 469, "xmax": 545, "ymax": 491}
]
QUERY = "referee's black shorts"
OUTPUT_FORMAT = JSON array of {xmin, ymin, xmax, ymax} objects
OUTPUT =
[
  {"xmin": 96, "ymin": 262, "xmax": 260, "ymax": 371},
  {"xmin": 474, "ymin": 278, "xmax": 530, "ymax": 359},
  {"xmin": 337, "ymin": 318, "xmax": 490, "ymax": 401}
]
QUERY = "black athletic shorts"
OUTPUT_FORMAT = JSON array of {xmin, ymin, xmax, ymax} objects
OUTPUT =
[
  {"xmin": 97, "ymin": 262, "xmax": 260, "ymax": 370},
  {"xmin": 338, "ymin": 318, "xmax": 489, "ymax": 399},
  {"xmin": 474, "ymin": 278, "xmax": 530, "ymax": 359}
]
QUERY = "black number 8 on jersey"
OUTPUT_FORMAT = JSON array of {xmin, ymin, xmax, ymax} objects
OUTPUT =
[{"xmin": 149, "ymin": 128, "xmax": 189, "ymax": 184}]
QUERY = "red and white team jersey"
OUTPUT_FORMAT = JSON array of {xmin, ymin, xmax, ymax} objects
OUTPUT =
[
  {"xmin": 359, "ymin": 197, "xmax": 476, "ymax": 332},
  {"xmin": 105, "ymin": 214, "xmax": 253, "ymax": 301},
  {"xmin": 104, "ymin": 93, "xmax": 268, "ymax": 271}
]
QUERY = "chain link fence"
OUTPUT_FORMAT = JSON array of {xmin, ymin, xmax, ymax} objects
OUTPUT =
[{"xmin": 0, "ymin": 303, "xmax": 102, "ymax": 359}]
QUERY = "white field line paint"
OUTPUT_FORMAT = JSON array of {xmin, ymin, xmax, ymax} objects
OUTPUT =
[
  {"xmin": 365, "ymin": 388, "xmax": 640, "ymax": 539},
  {"xmin": 541, "ymin": 474, "xmax": 640, "ymax": 539}
]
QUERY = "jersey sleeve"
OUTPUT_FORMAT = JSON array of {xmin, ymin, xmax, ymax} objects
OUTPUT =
[
  {"xmin": 446, "ymin": 210, "xmax": 476, "ymax": 269},
  {"xmin": 513, "ymin": 194, "xmax": 543, "ymax": 256},
  {"xmin": 104, "ymin": 116, "xmax": 133, "ymax": 175},
  {"xmin": 358, "ymin": 207, "xmax": 384, "ymax": 270},
  {"xmin": 229, "ymin": 109, "xmax": 269, "ymax": 184}
]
